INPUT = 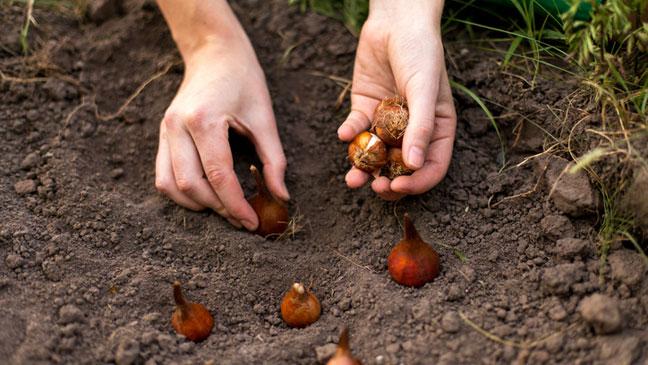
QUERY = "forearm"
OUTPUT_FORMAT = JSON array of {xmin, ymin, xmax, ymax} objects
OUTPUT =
[{"xmin": 156, "ymin": 0, "xmax": 247, "ymax": 59}]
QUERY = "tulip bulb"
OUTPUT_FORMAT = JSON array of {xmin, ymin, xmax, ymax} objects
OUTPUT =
[
  {"xmin": 371, "ymin": 96, "xmax": 408, "ymax": 147},
  {"xmin": 387, "ymin": 214, "xmax": 440, "ymax": 287},
  {"xmin": 327, "ymin": 327, "xmax": 362, "ymax": 365},
  {"xmin": 247, "ymin": 165, "xmax": 289, "ymax": 238},
  {"xmin": 348, "ymin": 131, "xmax": 387, "ymax": 173},
  {"xmin": 171, "ymin": 281, "xmax": 214, "ymax": 342},
  {"xmin": 280, "ymin": 282, "xmax": 321, "ymax": 328},
  {"xmin": 384, "ymin": 148, "xmax": 413, "ymax": 179}
]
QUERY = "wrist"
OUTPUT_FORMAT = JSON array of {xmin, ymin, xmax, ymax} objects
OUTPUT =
[
  {"xmin": 174, "ymin": 21, "xmax": 248, "ymax": 63},
  {"xmin": 157, "ymin": 0, "xmax": 249, "ymax": 62},
  {"xmin": 368, "ymin": 0, "xmax": 444, "ymax": 27}
]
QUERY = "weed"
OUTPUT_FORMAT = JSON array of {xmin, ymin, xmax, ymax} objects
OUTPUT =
[
  {"xmin": 288, "ymin": 0, "xmax": 368, "ymax": 35},
  {"xmin": 7, "ymin": 0, "xmax": 88, "ymax": 54},
  {"xmin": 19, "ymin": 0, "xmax": 34, "ymax": 55},
  {"xmin": 449, "ymin": 80, "xmax": 507, "ymax": 169}
]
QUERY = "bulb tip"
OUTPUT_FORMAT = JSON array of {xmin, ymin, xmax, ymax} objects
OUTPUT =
[
  {"xmin": 173, "ymin": 281, "xmax": 186, "ymax": 306},
  {"xmin": 292, "ymin": 282, "xmax": 305, "ymax": 295}
]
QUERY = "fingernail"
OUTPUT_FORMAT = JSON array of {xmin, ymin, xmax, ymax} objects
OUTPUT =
[
  {"xmin": 408, "ymin": 146, "xmax": 424, "ymax": 169},
  {"xmin": 241, "ymin": 219, "xmax": 257, "ymax": 231},
  {"xmin": 337, "ymin": 125, "xmax": 350, "ymax": 139},
  {"xmin": 337, "ymin": 126, "xmax": 345, "ymax": 139}
]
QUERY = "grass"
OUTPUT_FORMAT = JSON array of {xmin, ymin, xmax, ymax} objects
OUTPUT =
[
  {"xmin": 449, "ymin": 80, "xmax": 507, "ymax": 169},
  {"xmin": 288, "ymin": 0, "xmax": 368, "ymax": 35}
]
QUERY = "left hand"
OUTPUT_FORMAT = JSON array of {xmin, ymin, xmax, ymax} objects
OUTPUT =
[{"xmin": 337, "ymin": 0, "xmax": 457, "ymax": 200}]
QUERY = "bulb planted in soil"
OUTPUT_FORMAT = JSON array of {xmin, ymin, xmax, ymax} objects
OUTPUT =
[
  {"xmin": 247, "ymin": 165, "xmax": 289, "ymax": 238},
  {"xmin": 371, "ymin": 96, "xmax": 408, "ymax": 147},
  {"xmin": 280, "ymin": 282, "xmax": 321, "ymax": 328},
  {"xmin": 387, "ymin": 213, "xmax": 440, "ymax": 287},
  {"xmin": 171, "ymin": 281, "xmax": 214, "ymax": 342},
  {"xmin": 327, "ymin": 327, "xmax": 362, "ymax": 365}
]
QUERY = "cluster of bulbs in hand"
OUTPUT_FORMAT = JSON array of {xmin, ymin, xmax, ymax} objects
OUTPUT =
[{"xmin": 348, "ymin": 96, "xmax": 414, "ymax": 179}]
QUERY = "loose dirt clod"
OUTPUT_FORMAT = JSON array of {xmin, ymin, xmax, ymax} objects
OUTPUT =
[{"xmin": 578, "ymin": 294, "xmax": 622, "ymax": 334}]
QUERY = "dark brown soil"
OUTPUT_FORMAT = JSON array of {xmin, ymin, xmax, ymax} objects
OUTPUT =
[{"xmin": 1, "ymin": 1, "xmax": 647, "ymax": 364}]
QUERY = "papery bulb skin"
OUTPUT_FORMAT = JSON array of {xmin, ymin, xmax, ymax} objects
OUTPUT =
[
  {"xmin": 387, "ymin": 214, "xmax": 440, "ymax": 287},
  {"xmin": 348, "ymin": 131, "xmax": 388, "ymax": 173},
  {"xmin": 384, "ymin": 148, "xmax": 413, "ymax": 179},
  {"xmin": 327, "ymin": 327, "xmax": 363, "ymax": 365},
  {"xmin": 372, "ymin": 96, "xmax": 408, "ymax": 147},
  {"xmin": 171, "ymin": 281, "xmax": 214, "ymax": 342},
  {"xmin": 247, "ymin": 165, "xmax": 289, "ymax": 238},
  {"xmin": 280, "ymin": 282, "xmax": 321, "ymax": 328}
]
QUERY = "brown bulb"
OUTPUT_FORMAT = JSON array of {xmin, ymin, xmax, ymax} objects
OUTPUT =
[
  {"xmin": 348, "ymin": 131, "xmax": 387, "ymax": 173},
  {"xmin": 327, "ymin": 327, "xmax": 363, "ymax": 365},
  {"xmin": 247, "ymin": 165, "xmax": 289, "ymax": 238},
  {"xmin": 387, "ymin": 213, "xmax": 440, "ymax": 287},
  {"xmin": 383, "ymin": 148, "xmax": 413, "ymax": 179},
  {"xmin": 280, "ymin": 282, "xmax": 321, "ymax": 328},
  {"xmin": 371, "ymin": 96, "xmax": 408, "ymax": 147},
  {"xmin": 171, "ymin": 281, "xmax": 214, "ymax": 342}
]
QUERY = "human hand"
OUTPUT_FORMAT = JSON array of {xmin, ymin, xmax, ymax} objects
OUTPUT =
[
  {"xmin": 154, "ymin": 15, "xmax": 288, "ymax": 231},
  {"xmin": 337, "ymin": 0, "xmax": 457, "ymax": 201}
]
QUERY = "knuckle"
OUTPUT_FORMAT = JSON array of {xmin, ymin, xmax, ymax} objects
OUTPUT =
[
  {"xmin": 412, "ymin": 123, "xmax": 434, "ymax": 139},
  {"xmin": 184, "ymin": 109, "xmax": 207, "ymax": 130},
  {"xmin": 274, "ymin": 156, "xmax": 287, "ymax": 171},
  {"xmin": 205, "ymin": 166, "xmax": 229, "ymax": 189},
  {"xmin": 154, "ymin": 178, "xmax": 170, "ymax": 194},
  {"xmin": 162, "ymin": 110, "xmax": 181, "ymax": 130},
  {"xmin": 175, "ymin": 178, "xmax": 194, "ymax": 193},
  {"xmin": 163, "ymin": 108, "xmax": 212, "ymax": 131}
]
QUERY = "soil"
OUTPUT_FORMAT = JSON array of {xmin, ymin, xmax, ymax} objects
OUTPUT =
[{"xmin": 1, "ymin": 1, "xmax": 647, "ymax": 364}]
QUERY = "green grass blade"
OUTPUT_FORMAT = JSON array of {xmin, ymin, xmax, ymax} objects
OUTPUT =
[
  {"xmin": 503, "ymin": 36, "xmax": 523, "ymax": 67},
  {"xmin": 621, "ymin": 231, "xmax": 648, "ymax": 265},
  {"xmin": 449, "ymin": 80, "xmax": 506, "ymax": 168}
]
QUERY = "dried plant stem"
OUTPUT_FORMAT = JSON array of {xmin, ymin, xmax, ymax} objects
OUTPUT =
[
  {"xmin": 330, "ymin": 248, "xmax": 376, "ymax": 274},
  {"xmin": 459, "ymin": 312, "xmax": 577, "ymax": 349},
  {"xmin": 60, "ymin": 61, "xmax": 178, "ymax": 133}
]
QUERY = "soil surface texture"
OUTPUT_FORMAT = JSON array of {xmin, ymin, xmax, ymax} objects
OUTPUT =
[{"xmin": 1, "ymin": 1, "xmax": 647, "ymax": 364}]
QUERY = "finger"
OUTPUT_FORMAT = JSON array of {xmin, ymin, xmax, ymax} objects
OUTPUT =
[
  {"xmin": 188, "ymin": 118, "xmax": 259, "ymax": 231},
  {"xmin": 391, "ymin": 117, "xmax": 455, "ymax": 194},
  {"xmin": 155, "ymin": 124, "xmax": 206, "ymax": 211},
  {"xmin": 338, "ymin": 92, "xmax": 381, "ymax": 140},
  {"xmin": 393, "ymin": 67, "xmax": 456, "ymax": 195},
  {"xmin": 338, "ymin": 109, "xmax": 372, "ymax": 142},
  {"xmin": 249, "ymin": 111, "xmax": 290, "ymax": 201},
  {"xmin": 164, "ymin": 119, "xmax": 234, "ymax": 222},
  {"xmin": 402, "ymin": 71, "xmax": 440, "ymax": 170},
  {"xmin": 371, "ymin": 176, "xmax": 405, "ymax": 201},
  {"xmin": 345, "ymin": 167, "xmax": 371, "ymax": 189}
]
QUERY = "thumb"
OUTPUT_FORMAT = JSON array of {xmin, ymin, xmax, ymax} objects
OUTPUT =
[
  {"xmin": 402, "ymin": 74, "xmax": 439, "ymax": 170},
  {"xmin": 252, "ymin": 118, "xmax": 290, "ymax": 202}
]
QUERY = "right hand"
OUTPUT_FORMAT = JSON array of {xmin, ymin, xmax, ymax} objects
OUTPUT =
[{"xmin": 155, "ymin": 35, "xmax": 289, "ymax": 231}]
